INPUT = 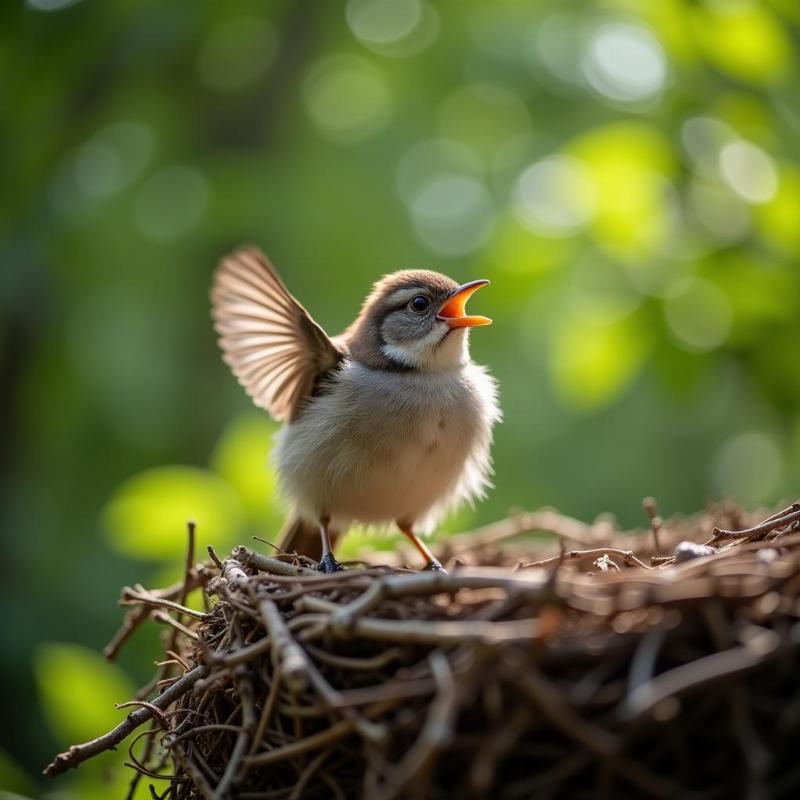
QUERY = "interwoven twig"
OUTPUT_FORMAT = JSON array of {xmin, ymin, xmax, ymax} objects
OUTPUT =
[{"xmin": 44, "ymin": 501, "xmax": 800, "ymax": 799}]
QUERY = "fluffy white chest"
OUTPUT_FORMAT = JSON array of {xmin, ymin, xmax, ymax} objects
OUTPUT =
[{"xmin": 274, "ymin": 360, "xmax": 499, "ymax": 532}]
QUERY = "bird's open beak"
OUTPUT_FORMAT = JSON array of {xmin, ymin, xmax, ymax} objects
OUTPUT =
[{"xmin": 436, "ymin": 279, "xmax": 492, "ymax": 328}]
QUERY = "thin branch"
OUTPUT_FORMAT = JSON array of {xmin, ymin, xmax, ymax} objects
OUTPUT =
[
  {"xmin": 44, "ymin": 665, "xmax": 208, "ymax": 778},
  {"xmin": 710, "ymin": 506, "xmax": 800, "ymax": 542},
  {"xmin": 521, "ymin": 547, "xmax": 651, "ymax": 571}
]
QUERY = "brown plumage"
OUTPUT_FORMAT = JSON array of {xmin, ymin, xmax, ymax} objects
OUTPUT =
[
  {"xmin": 211, "ymin": 247, "xmax": 499, "ymax": 572},
  {"xmin": 211, "ymin": 248, "xmax": 344, "ymax": 422},
  {"xmin": 344, "ymin": 270, "xmax": 460, "ymax": 372}
]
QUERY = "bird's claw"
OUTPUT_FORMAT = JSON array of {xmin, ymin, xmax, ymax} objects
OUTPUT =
[
  {"xmin": 425, "ymin": 559, "xmax": 446, "ymax": 573},
  {"xmin": 318, "ymin": 553, "xmax": 343, "ymax": 574}
]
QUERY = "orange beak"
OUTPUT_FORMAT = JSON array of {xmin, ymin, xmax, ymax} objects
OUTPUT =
[{"xmin": 436, "ymin": 279, "xmax": 492, "ymax": 328}]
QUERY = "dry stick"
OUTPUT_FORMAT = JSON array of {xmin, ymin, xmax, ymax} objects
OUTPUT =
[
  {"xmin": 620, "ymin": 626, "xmax": 781, "ymax": 725},
  {"xmin": 288, "ymin": 747, "xmax": 332, "ymax": 800},
  {"xmin": 634, "ymin": 533, "xmax": 800, "ymax": 583},
  {"xmin": 642, "ymin": 497, "xmax": 662, "ymax": 554},
  {"xmin": 44, "ymin": 664, "xmax": 208, "ymax": 778},
  {"xmin": 511, "ymin": 660, "xmax": 620, "ymax": 759},
  {"xmin": 104, "ymin": 569, "xmax": 206, "ymax": 661},
  {"xmin": 333, "ymin": 675, "xmax": 437, "ymax": 709},
  {"xmin": 331, "ymin": 569, "xmax": 551, "ymax": 630},
  {"xmin": 243, "ymin": 719, "xmax": 357, "ymax": 769},
  {"xmin": 373, "ymin": 652, "xmax": 459, "ymax": 800},
  {"xmin": 258, "ymin": 598, "xmax": 310, "ymax": 692},
  {"xmin": 105, "ymin": 608, "xmax": 154, "ymax": 663},
  {"xmin": 468, "ymin": 707, "xmax": 529, "ymax": 794},
  {"xmin": 169, "ymin": 724, "xmax": 244, "ymax": 746},
  {"xmin": 121, "ymin": 591, "xmax": 209, "ymax": 620},
  {"xmin": 521, "ymin": 547, "xmax": 651, "ymax": 571},
  {"xmin": 171, "ymin": 739, "xmax": 215, "ymax": 800},
  {"xmin": 701, "ymin": 603, "xmax": 772, "ymax": 795},
  {"xmin": 438, "ymin": 508, "xmax": 599, "ymax": 555},
  {"xmin": 303, "ymin": 644, "xmax": 402, "ymax": 672},
  {"xmin": 299, "ymin": 594, "xmax": 546, "ymax": 644},
  {"xmin": 214, "ymin": 634, "xmax": 273, "ymax": 669},
  {"xmin": 512, "ymin": 660, "xmax": 688, "ymax": 800},
  {"xmin": 709, "ymin": 506, "xmax": 800, "ymax": 543},
  {"xmin": 248, "ymin": 672, "xmax": 282, "ymax": 757},
  {"xmin": 116, "ymin": 700, "xmax": 167, "ymax": 723},
  {"xmin": 256, "ymin": 602, "xmax": 386, "ymax": 741},
  {"xmin": 213, "ymin": 637, "xmax": 257, "ymax": 798},
  {"xmin": 233, "ymin": 546, "xmax": 316, "ymax": 576},
  {"xmin": 208, "ymin": 557, "xmax": 248, "ymax": 594},
  {"xmin": 125, "ymin": 522, "xmax": 199, "ymax": 800},
  {"xmin": 152, "ymin": 611, "xmax": 200, "ymax": 641}
]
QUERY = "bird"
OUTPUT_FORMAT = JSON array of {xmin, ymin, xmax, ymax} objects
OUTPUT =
[{"xmin": 210, "ymin": 247, "xmax": 500, "ymax": 573}]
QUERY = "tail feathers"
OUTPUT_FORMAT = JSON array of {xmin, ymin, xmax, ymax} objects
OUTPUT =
[{"xmin": 277, "ymin": 517, "xmax": 342, "ymax": 561}]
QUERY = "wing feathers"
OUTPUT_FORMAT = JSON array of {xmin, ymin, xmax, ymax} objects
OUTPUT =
[{"xmin": 211, "ymin": 248, "xmax": 344, "ymax": 421}]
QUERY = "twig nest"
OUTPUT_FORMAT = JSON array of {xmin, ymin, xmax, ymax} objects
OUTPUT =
[{"xmin": 45, "ymin": 501, "xmax": 800, "ymax": 798}]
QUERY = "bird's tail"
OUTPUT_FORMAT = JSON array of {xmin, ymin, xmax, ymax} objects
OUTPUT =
[{"xmin": 277, "ymin": 517, "xmax": 342, "ymax": 561}]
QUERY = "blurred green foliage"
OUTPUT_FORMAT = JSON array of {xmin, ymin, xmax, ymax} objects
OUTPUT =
[{"xmin": 2, "ymin": 0, "xmax": 799, "ymax": 796}]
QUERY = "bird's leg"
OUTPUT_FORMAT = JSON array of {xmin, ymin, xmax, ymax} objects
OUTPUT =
[
  {"xmin": 317, "ymin": 516, "xmax": 342, "ymax": 573},
  {"xmin": 396, "ymin": 520, "xmax": 445, "ymax": 572}
]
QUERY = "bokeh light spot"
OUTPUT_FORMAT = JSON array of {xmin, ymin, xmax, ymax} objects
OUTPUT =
[
  {"xmin": 347, "ymin": 0, "xmax": 439, "ymax": 57},
  {"xmin": 664, "ymin": 277, "xmax": 732, "ymax": 352},
  {"xmin": 73, "ymin": 121, "xmax": 153, "ymax": 199},
  {"xmin": 74, "ymin": 143, "xmax": 121, "ymax": 199},
  {"xmin": 347, "ymin": 0, "xmax": 421, "ymax": 45},
  {"xmin": 410, "ymin": 173, "xmax": 494, "ymax": 257},
  {"xmin": 719, "ymin": 141, "xmax": 778, "ymax": 205},
  {"xmin": 582, "ymin": 22, "xmax": 668, "ymax": 104},
  {"xmin": 687, "ymin": 179, "xmax": 750, "ymax": 244},
  {"xmin": 26, "ymin": 0, "xmax": 82, "ymax": 10},
  {"xmin": 303, "ymin": 54, "xmax": 390, "ymax": 143},
  {"xmin": 711, "ymin": 432, "xmax": 783, "ymax": 506},
  {"xmin": 396, "ymin": 139, "xmax": 481, "ymax": 206},
  {"xmin": 680, "ymin": 116, "xmax": 736, "ymax": 174},
  {"xmin": 135, "ymin": 165, "xmax": 210, "ymax": 242},
  {"xmin": 533, "ymin": 13, "xmax": 585, "ymax": 88},
  {"xmin": 513, "ymin": 155, "xmax": 596, "ymax": 238}
]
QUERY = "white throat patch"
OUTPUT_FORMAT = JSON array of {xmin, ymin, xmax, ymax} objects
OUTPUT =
[{"xmin": 382, "ymin": 326, "xmax": 468, "ymax": 371}]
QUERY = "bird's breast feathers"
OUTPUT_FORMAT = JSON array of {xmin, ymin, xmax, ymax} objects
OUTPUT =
[{"xmin": 274, "ymin": 359, "xmax": 500, "ymax": 531}]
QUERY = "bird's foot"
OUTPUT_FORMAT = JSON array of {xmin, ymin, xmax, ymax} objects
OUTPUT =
[
  {"xmin": 318, "ymin": 553, "xmax": 343, "ymax": 574},
  {"xmin": 424, "ymin": 559, "xmax": 447, "ymax": 573}
]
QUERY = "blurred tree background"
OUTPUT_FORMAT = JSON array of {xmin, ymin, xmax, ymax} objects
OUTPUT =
[{"xmin": 1, "ymin": 0, "xmax": 799, "ymax": 796}]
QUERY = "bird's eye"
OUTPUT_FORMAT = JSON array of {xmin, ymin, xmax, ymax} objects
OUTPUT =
[{"xmin": 409, "ymin": 295, "xmax": 430, "ymax": 313}]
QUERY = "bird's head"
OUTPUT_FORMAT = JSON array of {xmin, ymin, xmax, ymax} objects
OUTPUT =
[{"xmin": 346, "ymin": 270, "xmax": 491, "ymax": 371}]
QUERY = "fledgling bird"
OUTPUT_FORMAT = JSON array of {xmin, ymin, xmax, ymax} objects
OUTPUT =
[{"xmin": 211, "ymin": 248, "xmax": 500, "ymax": 573}]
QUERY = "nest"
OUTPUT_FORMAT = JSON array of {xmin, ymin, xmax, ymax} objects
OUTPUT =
[{"xmin": 45, "ymin": 500, "xmax": 800, "ymax": 799}]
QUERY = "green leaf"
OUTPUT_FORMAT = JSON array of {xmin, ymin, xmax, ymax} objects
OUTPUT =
[
  {"xmin": 103, "ymin": 466, "xmax": 245, "ymax": 559},
  {"xmin": 34, "ymin": 643, "xmax": 135, "ymax": 747},
  {"xmin": 211, "ymin": 411, "xmax": 284, "ymax": 530}
]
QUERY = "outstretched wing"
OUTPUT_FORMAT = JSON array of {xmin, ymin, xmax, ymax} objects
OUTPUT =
[{"xmin": 211, "ymin": 247, "xmax": 344, "ymax": 422}]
